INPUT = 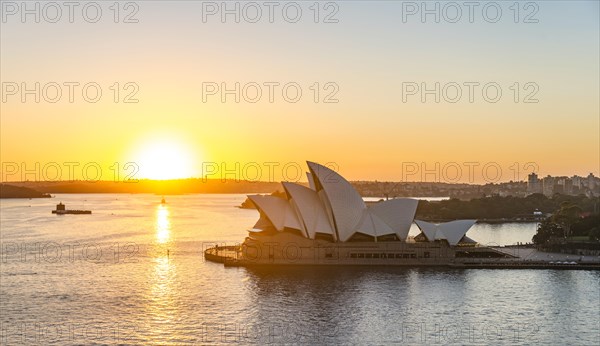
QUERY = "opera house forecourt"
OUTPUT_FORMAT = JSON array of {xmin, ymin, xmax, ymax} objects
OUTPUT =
[{"xmin": 205, "ymin": 162, "xmax": 599, "ymax": 269}]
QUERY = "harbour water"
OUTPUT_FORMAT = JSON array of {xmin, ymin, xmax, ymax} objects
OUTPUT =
[{"xmin": 1, "ymin": 194, "xmax": 598, "ymax": 345}]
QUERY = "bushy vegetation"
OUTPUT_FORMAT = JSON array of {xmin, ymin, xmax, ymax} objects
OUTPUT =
[
  {"xmin": 415, "ymin": 193, "xmax": 598, "ymax": 220},
  {"xmin": 532, "ymin": 202, "xmax": 600, "ymax": 245}
]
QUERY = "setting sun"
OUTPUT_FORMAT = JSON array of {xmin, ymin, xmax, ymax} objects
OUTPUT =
[{"xmin": 132, "ymin": 139, "xmax": 197, "ymax": 180}]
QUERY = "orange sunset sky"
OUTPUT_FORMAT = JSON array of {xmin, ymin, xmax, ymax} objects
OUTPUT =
[{"xmin": 1, "ymin": 1, "xmax": 598, "ymax": 183}]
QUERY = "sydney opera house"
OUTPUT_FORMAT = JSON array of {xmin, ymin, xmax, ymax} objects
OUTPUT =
[{"xmin": 217, "ymin": 162, "xmax": 511, "ymax": 266}]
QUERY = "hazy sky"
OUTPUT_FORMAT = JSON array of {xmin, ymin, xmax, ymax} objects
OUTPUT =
[{"xmin": 1, "ymin": 1, "xmax": 598, "ymax": 183}]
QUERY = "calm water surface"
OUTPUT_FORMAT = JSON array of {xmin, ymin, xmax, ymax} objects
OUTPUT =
[{"xmin": 1, "ymin": 194, "xmax": 598, "ymax": 345}]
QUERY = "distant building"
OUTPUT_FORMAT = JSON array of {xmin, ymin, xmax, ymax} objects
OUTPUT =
[
  {"xmin": 572, "ymin": 176, "xmax": 582, "ymax": 188},
  {"xmin": 588, "ymin": 173, "xmax": 596, "ymax": 190},
  {"xmin": 527, "ymin": 172, "xmax": 542, "ymax": 194},
  {"xmin": 542, "ymin": 176, "xmax": 555, "ymax": 196}
]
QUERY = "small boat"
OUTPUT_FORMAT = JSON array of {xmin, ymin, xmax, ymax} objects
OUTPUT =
[{"xmin": 161, "ymin": 197, "xmax": 166, "ymax": 204}]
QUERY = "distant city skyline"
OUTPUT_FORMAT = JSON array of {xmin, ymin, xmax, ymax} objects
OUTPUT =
[{"xmin": 2, "ymin": 162, "xmax": 598, "ymax": 186}]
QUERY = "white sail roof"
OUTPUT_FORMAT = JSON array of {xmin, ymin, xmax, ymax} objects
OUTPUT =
[
  {"xmin": 415, "ymin": 220, "xmax": 445, "ymax": 243},
  {"xmin": 248, "ymin": 195, "xmax": 302, "ymax": 232},
  {"xmin": 356, "ymin": 210, "xmax": 394, "ymax": 237},
  {"xmin": 247, "ymin": 161, "xmax": 476, "ymax": 244},
  {"xmin": 306, "ymin": 172, "xmax": 316, "ymax": 190},
  {"xmin": 252, "ymin": 212, "xmax": 274, "ymax": 230},
  {"xmin": 414, "ymin": 220, "xmax": 477, "ymax": 245},
  {"xmin": 282, "ymin": 182, "xmax": 335, "ymax": 239},
  {"xmin": 369, "ymin": 198, "xmax": 419, "ymax": 240},
  {"xmin": 307, "ymin": 161, "xmax": 366, "ymax": 242}
]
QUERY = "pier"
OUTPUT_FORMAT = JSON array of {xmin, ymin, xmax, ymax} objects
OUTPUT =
[
  {"xmin": 204, "ymin": 245, "xmax": 600, "ymax": 270},
  {"xmin": 204, "ymin": 246, "xmax": 242, "ymax": 266}
]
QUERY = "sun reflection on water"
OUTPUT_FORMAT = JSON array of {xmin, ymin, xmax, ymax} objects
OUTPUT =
[
  {"xmin": 156, "ymin": 204, "xmax": 171, "ymax": 244},
  {"xmin": 151, "ymin": 256, "xmax": 175, "ymax": 298},
  {"xmin": 142, "ymin": 255, "xmax": 180, "ymax": 342},
  {"xmin": 146, "ymin": 203, "xmax": 179, "ymax": 342}
]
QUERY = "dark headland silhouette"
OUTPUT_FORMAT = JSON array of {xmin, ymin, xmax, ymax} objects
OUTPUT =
[{"xmin": 0, "ymin": 184, "xmax": 51, "ymax": 198}]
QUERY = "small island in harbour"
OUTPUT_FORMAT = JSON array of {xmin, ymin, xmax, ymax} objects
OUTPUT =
[{"xmin": 51, "ymin": 202, "xmax": 92, "ymax": 215}]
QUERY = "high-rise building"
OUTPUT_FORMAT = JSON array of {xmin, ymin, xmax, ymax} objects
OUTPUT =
[
  {"xmin": 527, "ymin": 172, "xmax": 541, "ymax": 194},
  {"xmin": 542, "ymin": 176, "xmax": 555, "ymax": 196},
  {"xmin": 588, "ymin": 173, "xmax": 596, "ymax": 190}
]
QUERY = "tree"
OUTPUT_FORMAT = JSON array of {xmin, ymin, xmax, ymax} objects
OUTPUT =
[
  {"xmin": 551, "ymin": 202, "xmax": 582, "ymax": 238},
  {"xmin": 532, "ymin": 218, "xmax": 563, "ymax": 244}
]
